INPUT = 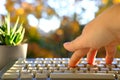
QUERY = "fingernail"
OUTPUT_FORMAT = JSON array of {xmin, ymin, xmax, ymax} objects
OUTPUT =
[{"xmin": 64, "ymin": 42, "xmax": 70, "ymax": 45}]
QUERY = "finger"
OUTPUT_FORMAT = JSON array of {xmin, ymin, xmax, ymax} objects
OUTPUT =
[
  {"xmin": 105, "ymin": 44, "xmax": 117, "ymax": 64},
  {"xmin": 63, "ymin": 36, "xmax": 85, "ymax": 52},
  {"xmin": 87, "ymin": 49, "xmax": 98, "ymax": 65},
  {"xmin": 69, "ymin": 48, "xmax": 89, "ymax": 67}
]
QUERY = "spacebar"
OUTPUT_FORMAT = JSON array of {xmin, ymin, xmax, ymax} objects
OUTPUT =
[{"xmin": 50, "ymin": 73, "xmax": 115, "ymax": 80}]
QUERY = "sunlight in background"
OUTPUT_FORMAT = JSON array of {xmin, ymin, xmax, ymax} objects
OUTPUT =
[
  {"xmin": 0, "ymin": 0, "xmax": 101, "ymax": 34},
  {"xmin": 21, "ymin": 0, "xmax": 35, "ymax": 4},
  {"xmin": 48, "ymin": 0, "xmax": 75, "ymax": 17},
  {"xmin": 38, "ymin": 0, "xmax": 101, "ymax": 33},
  {"xmin": 38, "ymin": 16, "xmax": 61, "ymax": 33},
  {"xmin": 0, "ymin": 0, "xmax": 7, "ymax": 15},
  {"xmin": 48, "ymin": 0, "xmax": 101, "ymax": 25},
  {"xmin": 75, "ymin": 0, "xmax": 99, "ymax": 24},
  {"xmin": 27, "ymin": 14, "xmax": 38, "ymax": 27},
  {"xmin": 27, "ymin": 14, "xmax": 61, "ymax": 34},
  {"xmin": 0, "ymin": 0, "xmax": 7, "ymax": 25}
]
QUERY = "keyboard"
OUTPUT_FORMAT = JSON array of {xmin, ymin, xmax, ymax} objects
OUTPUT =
[{"xmin": 0, "ymin": 58, "xmax": 120, "ymax": 80}]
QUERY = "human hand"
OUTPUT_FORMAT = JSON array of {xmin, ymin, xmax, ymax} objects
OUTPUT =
[{"xmin": 63, "ymin": 4, "xmax": 120, "ymax": 67}]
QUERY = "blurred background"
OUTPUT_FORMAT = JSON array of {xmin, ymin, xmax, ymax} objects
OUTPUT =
[{"xmin": 0, "ymin": 0, "xmax": 120, "ymax": 58}]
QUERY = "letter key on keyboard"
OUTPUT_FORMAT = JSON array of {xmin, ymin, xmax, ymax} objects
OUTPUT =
[{"xmin": 1, "ymin": 58, "xmax": 120, "ymax": 80}]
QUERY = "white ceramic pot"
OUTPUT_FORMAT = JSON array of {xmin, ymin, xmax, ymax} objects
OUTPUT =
[{"xmin": 0, "ymin": 43, "xmax": 28, "ymax": 70}]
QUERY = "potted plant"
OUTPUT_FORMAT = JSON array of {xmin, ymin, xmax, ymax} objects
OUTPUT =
[{"xmin": 0, "ymin": 14, "xmax": 28, "ymax": 69}]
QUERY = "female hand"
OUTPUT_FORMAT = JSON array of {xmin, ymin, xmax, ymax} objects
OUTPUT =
[{"xmin": 63, "ymin": 4, "xmax": 120, "ymax": 67}]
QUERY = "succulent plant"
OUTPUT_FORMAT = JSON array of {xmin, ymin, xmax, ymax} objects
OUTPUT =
[{"xmin": 0, "ymin": 14, "xmax": 25, "ymax": 46}]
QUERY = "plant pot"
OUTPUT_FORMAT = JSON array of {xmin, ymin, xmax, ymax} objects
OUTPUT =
[{"xmin": 0, "ymin": 43, "xmax": 28, "ymax": 70}]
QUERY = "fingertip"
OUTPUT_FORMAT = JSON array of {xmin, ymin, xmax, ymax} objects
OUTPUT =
[
  {"xmin": 106, "ymin": 57, "xmax": 113, "ymax": 64},
  {"xmin": 68, "ymin": 60, "xmax": 78, "ymax": 68},
  {"xmin": 68, "ymin": 52, "xmax": 81, "ymax": 67},
  {"xmin": 63, "ymin": 42, "xmax": 74, "ymax": 52},
  {"xmin": 63, "ymin": 42, "xmax": 70, "ymax": 46},
  {"xmin": 68, "ymin": 48, "xmax": 89, "ymax": 68},
  {"xmin": 105, "ymin": 45, "xmax": 116, "ymax": 64},
  {"xmin": 87, "ymin": 49, "xmax": 98, "ymax": 64}
]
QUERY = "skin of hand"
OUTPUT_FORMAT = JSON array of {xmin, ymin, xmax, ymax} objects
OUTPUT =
[{"xmin": 63, "ymin": 4, "xmax": 120, "ymax": 67}]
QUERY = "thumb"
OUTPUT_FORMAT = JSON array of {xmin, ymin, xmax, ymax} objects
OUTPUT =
[{"xmin": 63, "ymin": 36, "xmax": 85, "ymax": 52}]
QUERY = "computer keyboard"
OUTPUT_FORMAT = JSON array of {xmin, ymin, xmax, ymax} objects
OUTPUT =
[{"xmin": 0, "ymin": 58, "xmax": 120, "ymax": 80}]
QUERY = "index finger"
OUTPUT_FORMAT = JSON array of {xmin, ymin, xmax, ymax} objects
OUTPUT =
[{"xmin": 69, "ymin": 48, "xmax": 89, "ymax": 67}]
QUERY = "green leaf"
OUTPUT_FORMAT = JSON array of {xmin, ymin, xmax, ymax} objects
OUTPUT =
[
  {"xmin": 0, "ymin": 36, "xmax": 4, "ymax": 44},
  {"xmin": 0, "ymin": 28, "xmax": 5, "ymax": 34},
  {"xmin": 5, "ymin": 35, "xmax": 10, "ymax": 45},
  {"xmin": 16, "ymin": 23, "xmax": 23, "ymax": 33},
  {"xmin": 14, "ymin": 33, "xmax": 21, "ymax": 44},
  {"xmin": 15, "ymin": 28, "xmax": 25, "ymax": 45},
  {"xmin": 11, "ymin": 17, "xmax": 20, "ymax": 37},
  {"xmin": 5, "ymin": 14, "xmax": 10, "ymax": 35},
  {"xmin": 9, "ymin": 33, "xmax": 17, "ymax": 45},
  {"xmin": 2, "ymin": 23, "xmax": 7, "ymax": 31}
]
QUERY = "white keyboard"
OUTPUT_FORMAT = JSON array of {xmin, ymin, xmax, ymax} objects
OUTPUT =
[{"xmin": 0, "ymin": 58, "xmax": 120, "ymax": 80}]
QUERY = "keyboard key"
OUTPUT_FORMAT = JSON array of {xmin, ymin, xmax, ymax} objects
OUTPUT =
[
  {"xmin": 1, "ymin": 72, "xmax": 19, "ymax": 80},
  {"xmin": 116, "ymin": 64, "xmax": 120, "ymax": 68},
  {"xmin": 62, "ymin": 58, "xmax": 69, "ymax": 61},
  {"xmin": 69, "ymin": 67, "xmax": 78, "ymax": 72},
  {"xmin": 86, "ymin": 70, "xmax": 96, "ymax": 73},
  {"xmin": 37, "ymin": 64, "xmax": 46, "ymax": 67},
  {"xmin": 96, "ymin": 64, "xmax": 105, "ymax": 68},
  {"xmin": 34, "ymin": 61, "xmax": 43, "ymax": 64},
  {"xmin": 53, "ymin": 61, "xmax": 61, "ymax": 64},
  {"xmin": 13, "ymin": 64, "xmax": 26, "ymax": 68},
  {"xmin": 117, "ymin": 74, "xmax": 120, "ymax": 80},
  {"xmin": 59, "ymin": 67, "xmax": 68, "ymax": 71},
  {"xmin": 35, "ymin": 73, "xmax": 48, "ymax": 80},
  {"xmin": 106, "ymin": 64, "xmax": 116, "ymax": 69},
  {"xmin": 43, "ymin": 61, "xmax": 52, "ymax": 64},
  {"xmin": 6, "ymin": 69, "xmax": 19, "ymax": 73},
  {"xmin": 20, "ymin": 72, "xmax": 33, "ymax": 80},
  {"xmin": 20, "ymin": 69, "xmax": 31, "ymax": 73},
  {"xmin": 100, "ymin": 68, "xmax": 109, "ymax": 71},
  {"xmin": 27, "ymin": 63, "xmax": 36, "ymax": 67},
  {"xmin": 62, "ymin": 61, "xmax": 69, "ymax": 66},
  {"xmin": 31, "ymin": 70, "xmax": 41, "ymax": 74},
  {"xmin": 50, "ymin": 73, "xmax": 115, "ymax": 80},
  {"xmin": 108, "ymin": 71, "xmax": 118, "ymax": 74},
  {"xmin": 53, "ymin": 70, "xmax": 62, "ymax": 73},
  {"xmin": 77, "ymin": 64, "xmax": 85, "ymax": 68},
  {"xmin": 57, "ymin": 64, "xmax": 65, "ymax": 67},
  {"xmin": 49, "ymin": 67, "xmax": 58, "ymax": 71},
  {"xmin": 76, "ymin": 70, "xmax": 84, "ymax": 73},
  {"xmin": 97, "ymin": 70, "xmax": 106, "ymax": 73},
  {"xmin": 89, "ymin": 67, "xmax": 99, "ymax": 72},
  {"xmin": 79, "ymin": 67, "xmax": 88, "ymax": 72},
  {"xmin": 45, "ymin": 58, "xmax": 53, "ymax": 61},
  {"xmin": 24, "ymin": 61, "xmax": 33, "ymax": 64},
  {"xmin": 27, "ymin": 66, "xmax": 37, "ymax": 70},
  {"xmin": 111, "ymin": 68, "xmax": 120, "ymax": 71},
  {"xmin": 10, "ymin": 66, "xmax": 25, "ymax": 70},
  {"xmin": 47, "ymin": 64, "xmax": 56, "ymax": 67},
  {"xmin": 38, "ymin": 67, "xmax": 48, "ymax": 71},
  {"xmin": 53, "ymin": 58, "xmax": 62, "ymax": 61},
  {"xmin": 64, "ymin": 70, "xmax": 73, "ymax": 73},
  {"xmin": 35, "ymin": 58, "xmax": 44, "ymax": 61}
]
